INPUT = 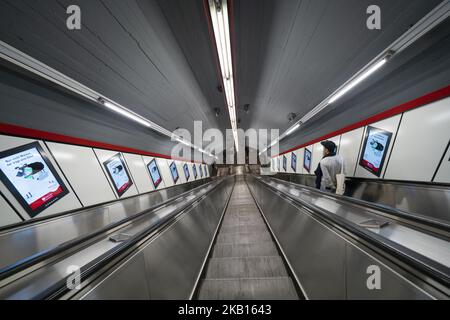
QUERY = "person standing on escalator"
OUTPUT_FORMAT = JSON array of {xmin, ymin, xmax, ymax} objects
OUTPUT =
[{"xmin": 314, "ymin": 140, "xmax": 345, "ymax": 193}]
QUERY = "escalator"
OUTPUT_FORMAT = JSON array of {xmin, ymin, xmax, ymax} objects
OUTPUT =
[{"xmin": 196, "ymin": 180, "xmax": 300, "ymax": 300}]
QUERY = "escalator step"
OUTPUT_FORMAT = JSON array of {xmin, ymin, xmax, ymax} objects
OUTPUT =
[
  {"xmin": 219, "ymin": 224, "xmax": 268, "ymax": 234},
  {"xmin": 205, "ymin": 256, "xmax": 288, "ymax": 279},
  {"xmin": 212, "ymin": 242, "xmax": 279, "ymax": 258},
  {"xmin": 198, "ymin": 277, "xmax": 299, "ymax": 300}
]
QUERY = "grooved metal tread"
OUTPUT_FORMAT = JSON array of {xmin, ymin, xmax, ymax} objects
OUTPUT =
[{"xmin": 197, "ymin": 180, "xmax": 299, "ymax": 300}]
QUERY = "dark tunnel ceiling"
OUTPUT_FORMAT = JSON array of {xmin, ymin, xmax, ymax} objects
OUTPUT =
[{"xmin": 0, "ymin": 0, "xmax": 444, "ymax": 145}]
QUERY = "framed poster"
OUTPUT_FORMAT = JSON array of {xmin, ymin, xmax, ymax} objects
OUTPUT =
[
  {"xmin": 169, "ymin": 161, "xmax": 179, "ymax": 184},
  {"xmin": 282, "ymin": 155, "xmax": 287, "ymax": 172},
  {"xmin": 291, "ymin": 152, "xmax": 297, "ymax": 172},
  {"xmin": 359, "ymin": 126, "xmax": 393, "ymax": 177},
  {"xmin": 0, "ymin": 142, "xmax": 69, "ymax": 218},
  {"xmin": 192, "ymin": 164, "xmax": 198, "ymax": 179},
  {"xmin": 277, "ymin": 158, "xmax": 280, "ymax": 171},
  {"xmin": 199, "ymin": 164, "xmax": 203, "ymax": 178},
  {"xmin": 147, "ymin": 159, "xmax": 163, "ymax": 189},
  {"xmin": 183, "ymin": 163, "xmax": 190, "ymax": 181},
  {"xmin": 303, "ymin": 148, "xmax": 312, "ymax": 173},
  {"xmin": 103, "ymin": 153, "xmax": 133, "ymax": 197}
]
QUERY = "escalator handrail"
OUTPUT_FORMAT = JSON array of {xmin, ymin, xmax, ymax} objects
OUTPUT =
[
  {"xmin": 0, "ymin": 179, "xmax": 217, "ymax": 282},
  {"xmin": 253, "ymin": 176, "xmax": 450, "ymax": 294},
  {"xmin": 36, "ymin": 177, "xmax": 232, "ymax": 300}
]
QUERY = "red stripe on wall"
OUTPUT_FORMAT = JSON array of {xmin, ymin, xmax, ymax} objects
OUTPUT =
[
  {"xmin": 275, "ymin": 85, "xmax": 450, "ymax": 157},
  {"xmin": 0, "ymin": 123, "xmax": 205, "ymax": 164}
]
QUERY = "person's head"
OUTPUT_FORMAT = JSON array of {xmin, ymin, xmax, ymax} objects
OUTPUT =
[{"xmin": 321, "ymin": 141, "xmax": 337, "ymax": 157}]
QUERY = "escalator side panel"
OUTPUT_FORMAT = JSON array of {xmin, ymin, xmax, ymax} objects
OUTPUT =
[
  {"xmin": 247, "ymin": 175, "xmax": 436, "ymax": 300},
  {"xmin": 80, "ymin": 178, "xmax": 233, "ymax": 300},
  {"xmin": 82, "ymin": 252, "xmax": 150, "ymax": 300}
]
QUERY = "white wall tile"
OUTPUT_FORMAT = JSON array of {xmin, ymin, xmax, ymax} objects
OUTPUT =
[
  {"xmin": 339, "ymin": 128, "xmax": 365, "ymax": 177},
  {"xmin": 48, "ymin": 143, "xmax": 116, "ymax": 206},
  {"xmin": 123, "ymin": 153, "xmax": 154, "ymax": 194},
  {"xmin": 385, "ymin": 98, "xmax": 450, "ymax": 182}
]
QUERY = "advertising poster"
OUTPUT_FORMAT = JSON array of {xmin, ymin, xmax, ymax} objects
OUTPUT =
[
  {"xmin": 169, "ymin": 161, "xmax": 179, "ymax": 183},
  {"xmin": 359, "ymin": 126, "xmax": 393, "ymax": 177},
  {"xmin": 283, "ymin": 155, "xmax": 287, "ymax": 171},
  {"xmin": 192, "ymin": 164, "xmax": 198, "ymax": 179},
  {"xmin": 199, "ymin": 164, "xmax": 203, "ymax": 178},
  {"xmin": 0, "ymin": 142, "xmax": 69, "ymax": 217},
  {"xmin": 183, "ymin": 163, "xmax": 190, "ymax": 181},
  {"xmin": 147, "ymin": 159, "xmax": 163, "ymax": 189},
  {"xmin": 103, "ymin": 153, "xmax": 133, "ymax": 197},
  {"xmin": 303, "ymin": 148, "xmax": 312, "ymax": 173},
  {"xmin": 291, "ymin": 152, "xmax": 297, "ymax": 172}
]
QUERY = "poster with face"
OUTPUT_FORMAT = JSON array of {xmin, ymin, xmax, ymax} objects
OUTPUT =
[
  {"xmin": 303, "ymin": 148, "xmax": 312, "ymax": 173},
  {"xmin": 183, "ymin": 163, "xmax": 190, "ymax": 181},
  {"xmin": 104, "ymin": 153, "xmax": 133, "ymax": 197},
  {"xmin": 169, "ymin": 161, "xmax": 179, "ymax": 183},
  {"xmin": 0, "ymin": 142, "xmax": 69, "ymax": 217},
  {"xmin": 147, "ymin": 159, "xmax": 162, "ymax": 189},
  {"xmin": 359, "ymin": 126, "xmax": 393, "ymax": 177},
  {"xmin": 291, "ymin": 152, "xmax": 297, "ymax": 172}
]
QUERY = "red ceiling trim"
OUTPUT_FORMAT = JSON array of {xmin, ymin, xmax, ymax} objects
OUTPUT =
[
  {"xmin": 275, "ymin": 84, "xmax": 450, "ymax": 157},
  {"xmin": 0, "ymin": 123, "xmax": 205, "ymax": 164}
]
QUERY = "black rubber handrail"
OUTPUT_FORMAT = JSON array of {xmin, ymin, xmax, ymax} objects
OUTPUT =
[
  {"xmin": 0, "ymin": 179, "xmax": 217, "ymax": 281},
  {"xmin": 253, "ymin": 176, "xmax": 450, "ymax": 293},
  {"xmin": 266, "ymin": 176, "xmax": 450, "ymax": 236},
  {"xmin": 0, "ymin": 178, "xmax": 212, "ymax": 233}
]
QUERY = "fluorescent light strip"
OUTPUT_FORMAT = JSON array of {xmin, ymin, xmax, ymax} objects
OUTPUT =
[
  {"xmin": 209, "ymin": 0, "xmax": 239, "ymax": 151},
  {"xmin": 0, "ymin": 40, "xmax": 220, "ymax": 161},
  {"xmin": 266, "ymin": 1, "xmax": 449, "ymax": 151},
  {"xmin": 328, "ymin": 58, "xmax": 387, "ymax": 104},
  {"xmin": 285, "ymin": 123, "xmax": 300, "ymax": 136},
  {"xmin": 0, "ymin": 40, "xmax": 217, "ymax": 161}
]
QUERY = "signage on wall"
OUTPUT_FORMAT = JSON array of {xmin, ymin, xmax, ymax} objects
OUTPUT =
[
  {"xmin": 169, "ymin": 161, "xmax": 179, "ymax": 184},
  {"xmin": 283, "ymin": 155, "xmax": 287, "ymax": 172},
  {"xmin": 103, "ymin": 153, "xmax": 133, "ymax": 197},
  {"xmin": 303, "ymin": 148, "xmax": 312, "ymax": 173},
  {"xmin": 147, "ymin": 159, "xmax": 163, "ymax": 189},
  {"xmin": 359, "ymin": 126, "xmax": 393, "ymax": 177},
  {"xmin": 0, "ymin": 142, "xmax": 69, "ymax": 218},
  {"xmin": 291, "ymin": 152, "xmax": 297, "ymax": 172},
  {"xmin": 183, "ymin": 163, "xmax": 190, "ymax": 181}
]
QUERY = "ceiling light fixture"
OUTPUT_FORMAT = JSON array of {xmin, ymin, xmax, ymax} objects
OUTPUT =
[
  {"xmin": 328, "ymin": 57, "xmax": 389, "ymax": 104},
  {"xmin": 264, "ymin": 0, "xmax": 449, "ymax": 152},
  {"xmin": 285, "ymin": 123, "xmax": 301, "ymax": 136},
  {"xmin": 208, "ymin": 0, "xmax": 239, "ymax": 152},
  {"xmin": 0, "ymin": 40, "xmax": 217, "ymax": 161}
]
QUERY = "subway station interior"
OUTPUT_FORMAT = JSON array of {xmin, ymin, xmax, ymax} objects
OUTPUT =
[{"xmin": 0, "ymin": 0, "xmax": 449, "ymax": 301}]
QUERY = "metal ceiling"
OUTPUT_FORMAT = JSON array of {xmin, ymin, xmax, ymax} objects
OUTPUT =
[{"xmin": 0, "ymin": 0, "xmax": 448, "ymax": 154}]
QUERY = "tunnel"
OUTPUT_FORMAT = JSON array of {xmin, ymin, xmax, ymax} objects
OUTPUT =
[{"xmin": 0, "ymin": 0, "xmax": 449, "ymax": 303}]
